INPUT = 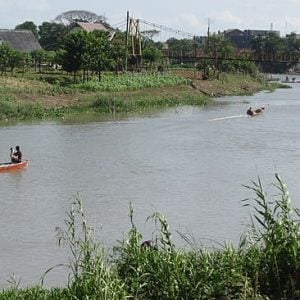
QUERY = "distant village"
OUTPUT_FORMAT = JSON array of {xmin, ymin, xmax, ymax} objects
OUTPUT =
[
  {"xmin": 0, "ymin": 10, "xmax": 299, "ymax": 76},
  {"xmin": 0, "ymin": 16, "xmax": 293, "ymax": 53}
]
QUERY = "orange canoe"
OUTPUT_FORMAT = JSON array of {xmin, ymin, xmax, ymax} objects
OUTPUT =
[{"xmin": 0, "ymin": 160, "xmax": 29, "ymax": 172}]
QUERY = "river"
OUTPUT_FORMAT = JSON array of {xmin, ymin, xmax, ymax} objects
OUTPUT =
[{"xmin": 1, "ymin": 76, "xmax": 300, "ymax": 288}]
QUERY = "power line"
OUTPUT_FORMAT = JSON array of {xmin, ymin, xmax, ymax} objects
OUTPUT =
[
  {"xmin": 137, "ymin": 19, "xmax": 196, "ymax": 38},
  {"xmin": 111, "ymin": 20, "xmax": 127, "ymax": 28}
]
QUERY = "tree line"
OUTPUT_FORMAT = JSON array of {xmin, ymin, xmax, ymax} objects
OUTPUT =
[{"xmin": 1, "ymin": 18, "xmax": 300, "ymax": 79}]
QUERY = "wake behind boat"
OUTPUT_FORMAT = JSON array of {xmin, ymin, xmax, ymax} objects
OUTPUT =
[
  {"xmin": 210, "ymin": 106, "xmax": 266, "ymax": 121},
  {"xmin": 0, "ymin": 160, "xmax": 29, "ymax": 172},
  {"xmin": 209, "ymin": 114, "xmax": 247, "ymax": 121}
]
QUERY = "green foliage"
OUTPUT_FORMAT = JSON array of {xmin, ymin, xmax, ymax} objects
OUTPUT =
[
  {"xmin": 38, "ymin": 22, "xmax": 67, "ymax": 51},
  {"xmin": 50, "ymin": 195, "xmax": 127, "ymax": 299},
  {"xmin": 243, "ymin": 174, "xmax": 300, "ymax": 298},
  {"xmin": 0, "ymin": 175, "xmax": 299, "ymax": 299},
  {"xmin": 114, "ymin": 206, "xmax": 253, "ymax": 299},
  {"xmin": 58, "ymin": 31, "xmax": 88, "ymax": 75},
  {"xmin": 0, "ymin": 44, "xmax": 25, "ymax": 75},
  {"xmin": 167, "ymin": 37, "xmax": 195, "ymax": 55},
  {"xmin": 7, "ymin": 50, "xmax": 24, "ymax": 74},
  {"xmin": 58, "ymin": 30, "xmax": 113, "ymax": 81},
  {"xmin": 0, "ymin": 97, "xmax": 67, "ymax": 121},
  {"xmin": 0, "ymin": 44, "xmax": 12, "ymax": 74},
  {"xmin": 85, "ymin": 30, "xmax": 112, "ymax": 81},
  {"xmin": 31, "ymin": 49, "xmax": 46, "ymax": 72},
  {"xmin": 142, "ymin": 46, "xmax": 162, "ymax": 63},
  {"xmin": 206, "ymin": 33, "xmax": 235, "ymax": 58},
  {"xmin": 197, "ymin": 57, "xmax": 260, "ymax": 79},
  {"xmin": 251, "ymin": 32, "xmax": 284, "ymax": 61},
  {"xmin": 71, "ymin": 73, "xmax": 188, "ymax": 92},
  {"xmin": 15, "ymin": 21, "xmax": 38, "ymax": 38},
  {"xmin": 90, "ymin": 91, "xmax": 209, "ymax": 114},
  {"xmin": 110, "ymin": 30, "xmax": 126, "ymax": 72}
]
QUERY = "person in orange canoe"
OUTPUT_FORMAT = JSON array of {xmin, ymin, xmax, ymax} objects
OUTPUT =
[{"xmin": 10, "ymin": 145, "xmax": 22, "ymax": 163}]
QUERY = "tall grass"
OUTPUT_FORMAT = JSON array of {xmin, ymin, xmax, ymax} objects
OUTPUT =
[
  {"xmin": 0, "ymin": 174, "xmax": 299, "ymax": 299},
  {"xmin": 0, "ymin": 98, "xmax": 68, "ymax": 120},
  {"xmin": 71, "ymin": 73, "xmax": 189, "ymax": 92},
  {"xmin": 90, "ymin": 93, "xmax": 209, "ymax": 114},
  {"xmin": 242, "ymin": 174, "xmax": 300, "ymax": 299}
]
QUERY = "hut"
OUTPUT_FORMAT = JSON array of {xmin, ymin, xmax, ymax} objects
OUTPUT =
[
  {"xmin": 0, "ymin": 29, "xmax": 42, "ymax": 52},
  {"xmin": 68, "ymin": 21, "xmax": 115, "ymax": 40}
]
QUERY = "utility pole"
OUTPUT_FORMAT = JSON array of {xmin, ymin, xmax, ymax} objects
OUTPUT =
[
  {"xmin": 207, "ymin": 18, "xmax": 210, "ymax": 55},
  {"xmin": 125, "ymin": 11, "xmax": 129, "ymax": 72},
  {"xmin": 193, "ymin": 35, "xmax": 197, "ymax": 79}
]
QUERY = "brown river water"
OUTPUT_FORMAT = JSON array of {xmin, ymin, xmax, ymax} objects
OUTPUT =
[{"xmin": 1, "ymin": 75, "xmax": 300, "ymax": 287}]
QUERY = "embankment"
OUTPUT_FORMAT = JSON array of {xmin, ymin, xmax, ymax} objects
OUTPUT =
[{"xmin": 0, "ymin": 73, "xmax": 284, "ymax": 121}]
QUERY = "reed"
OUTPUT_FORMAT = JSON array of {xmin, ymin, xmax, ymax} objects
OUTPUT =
[
  {"xmin": 0, "ymin": 174, "xmax": 299, "ymax": 299},
  {"xmin": 242, "ymin": 174, "xmax": 300, "ymax": 299}
]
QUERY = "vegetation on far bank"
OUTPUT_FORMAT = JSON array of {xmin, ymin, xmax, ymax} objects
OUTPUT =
[
  {"xmin": 0, "ymin": 19, "xmax": 292, "ymax": 122},
  {"xmin": 0, "ymin": 70, "xmax": 287, "ymax": 122},
  {"xmin": 0, "ymin": 174, "xmax": 299, "ymax": 299}
]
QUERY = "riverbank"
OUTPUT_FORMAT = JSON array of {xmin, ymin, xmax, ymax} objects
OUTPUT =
[{"xmin": 0, "ymin": 72, "xmax": 285, "ymax": 121}]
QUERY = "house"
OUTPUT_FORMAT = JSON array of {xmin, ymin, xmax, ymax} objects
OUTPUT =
[
  {"xmin": 68, "ymin": 21, "xmax": 115, "ymax": 40},
  {"xmin": 223, "ymin": 28, "xmax": 281, "ymax": 49},
  {"xmin": 223, "ymin": 29, "xmax": 248, "ymax": 48},
  {"xmin": 244, "ymin": 29, "xmax": 280, "ymax": 37},
  {"xmin": 0, "ymin": 29, "xmax": 42, "ymax": 52}
]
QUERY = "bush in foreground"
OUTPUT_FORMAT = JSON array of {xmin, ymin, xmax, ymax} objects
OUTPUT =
[{"xmin": 0, "ymin": 174, "xmax": 299, "ymax": 299}]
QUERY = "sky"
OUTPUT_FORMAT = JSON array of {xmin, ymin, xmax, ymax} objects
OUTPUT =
[{"xmin": 1, "ymin": 0, "xmax": 300, "ymax": 38}]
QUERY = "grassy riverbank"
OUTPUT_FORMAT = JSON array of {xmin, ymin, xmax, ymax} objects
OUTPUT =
[
  {"xmin": 0, "ymin": 175, "xmax": 299, "ymax": 299},
  {"xmin": 0, "ymin": 71, "xmax": 284, "ymax": 121}
]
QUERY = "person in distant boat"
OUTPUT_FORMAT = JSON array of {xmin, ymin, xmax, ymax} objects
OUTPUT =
[
  {"xmin": 246, "ymin": 107, "xmax": 254, "ymax": 116},
  {"xmin": 10, "ymin": 145, "xmax": 22, "ymax": 163}
]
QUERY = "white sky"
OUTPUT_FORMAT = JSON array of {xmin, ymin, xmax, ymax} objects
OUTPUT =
[{"xmin": 1, "ymin": 0, "xmax": 300, "ymax": 38}]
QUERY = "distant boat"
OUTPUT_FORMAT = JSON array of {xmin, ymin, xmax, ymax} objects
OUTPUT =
[
  {"xmin": 281, "ymin": 80, "xmax": 300, "ymax": 83},
  {"xmin": 247, "ymin": 106, "xmax": 266, "ymax": 117},
  {"xmin": 281, "ymin": 77, "xmax": 300, "ymax": 83},
  {"xmin": 0, "ymin": 160, "xmax": 29, "ymax": 172},
  {"xmin": 251, "ymin": 110, "xmax": 264, "ymax": 117}
]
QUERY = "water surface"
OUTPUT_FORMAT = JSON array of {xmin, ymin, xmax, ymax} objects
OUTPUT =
[{"xmin": 1, "ymin": 77, "xmax": 300, "ymax": 287}]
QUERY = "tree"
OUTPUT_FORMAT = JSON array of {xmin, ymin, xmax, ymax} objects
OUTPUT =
[
  {"xmin": 58, "ymin": 31, "xmax": 88, "ymax": 81},
  {"xmin": 39, "ymin": 22, "xmax": 67, "ymax": 51},
  {"xmin": 85, "ymin": 30, "xmax": 112, "ymax": 81},
  {"xmin": 142, "ymin": 46, "xmax": 162, "ymax": 70},
  {"xmin": 31, "ymin": 49, "xmax": 46, "ymax": 72},
  {"xmin": 7, "ymin": 50, "xmax": 24, "ymax": 75},
  {"xmin": 15, "ymin": 21, "xmax": 38, "ymax": 38},
  {"xmin": 0, "ymin": 44, "xmax": 24, "ymax": 75},
  {"xmin": 251, "ymin": 34, "xmax": 265, "ymax": 60},
  {"xmin": 264, "ymin": 32, "xmax": 283, "ymax": 60},
  {"xmin": 167, "ymin": 38, "xmax": 194, "ymax": 55},
  {"xmin": 58, "ymin": 30, "xmax": 113, "ymax": 81},
  {"xmin": 251, "ymin": 33, "xmax": 283, "ymax": 61},
  {"xmin": 205, "ymin": 33, "xmax": 234, "ymax": 58},
  {"xmin": 141, "ymin": 30, "xmax": 160, "ymax": 48},
  {"xmin": 284, "ymin": 33, "xmax": 300, "ymax": 61},
  {"xmin": 110, "ymin": 30, "xmax": 126, "ymax": 73},
  {"xmin": 0, "ymin": 44, "xmax": 11, "ymax": 75},
  {"xmin": 54, "ymin": 10, "xmax": 106, "ymax": 25}
]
